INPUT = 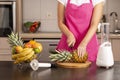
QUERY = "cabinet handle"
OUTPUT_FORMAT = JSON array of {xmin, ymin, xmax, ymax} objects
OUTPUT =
[
  {"xmin": 49, "ymin": 44, "xmax": 57, "ymax": 46},
  {"xmin": 0, "ymin": 2, "xmax": 13, "ymax": 5}
]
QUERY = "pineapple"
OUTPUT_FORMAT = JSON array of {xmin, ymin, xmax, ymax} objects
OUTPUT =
[
  {"xmin": 8, "ymin": 32, "xmax": 24, "ymax": 55},
  {"xmin": 49, "ymin": 50, "xmax": 72, "ymax": 62},
  {"xmin": 8, "ymin": 32, "xmax": 24, "ymax": 47},
  {"xmin": 71, "ymin": 50, "xmax": 88, "ymax": 63},
  {"xmin": 49, "ymin": 50, "xmax": 88, "ymax": 63}
]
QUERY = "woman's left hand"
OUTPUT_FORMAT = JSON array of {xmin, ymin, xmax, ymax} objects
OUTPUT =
[{"xmin": 77, "ymin": 42, "xmax": 87, "ymax": 57}]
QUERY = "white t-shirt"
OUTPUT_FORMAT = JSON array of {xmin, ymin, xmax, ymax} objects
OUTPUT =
[{"xmin": 58, "ymin": 0, "xmax": 105, "ymax": 7}]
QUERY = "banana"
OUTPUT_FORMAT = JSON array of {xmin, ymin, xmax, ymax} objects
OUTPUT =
[
  {"xmin": 12, "ymin": 48, "xmax": 33, "ymax": 60},
  {"xmin": 14, "ymin": 50, "xmax": 35, "ymax": 64},
  {"xmin": 26, "ymin": 54, "xmax": 37, "ymax": 62}
]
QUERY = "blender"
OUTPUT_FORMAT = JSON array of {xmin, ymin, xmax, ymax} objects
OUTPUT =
[{"xmin": 96, "ymin": 23, "xmax": 114, "ymax": 68}]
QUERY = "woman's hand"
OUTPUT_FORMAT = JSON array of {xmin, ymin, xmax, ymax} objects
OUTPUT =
[
  {"xmin": 67, "ymin": 33, "xmax": 76, "ymax": 47},
  {"xmin": 77, "ymin": 42, "xmax": 87, "ymax": 57}
]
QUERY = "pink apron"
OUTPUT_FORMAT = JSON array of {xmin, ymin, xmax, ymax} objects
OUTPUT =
[{"xmin": 56, "ymin": 0, "xmax": 99, "ymax": 62}]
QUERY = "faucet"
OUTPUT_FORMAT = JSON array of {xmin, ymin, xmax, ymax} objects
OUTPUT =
[
  {"xmin": 109, "ymin": 12, "xmax": 119, "ymax": 33},
  {"xmin": 110, "ymin": 12, "xmax": 118, "ymax": 17}
]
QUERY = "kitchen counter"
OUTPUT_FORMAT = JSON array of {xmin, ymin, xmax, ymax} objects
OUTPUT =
[
  {"xmin": 0, "ymin": 61, "xmax": 120, "ymax": 80},
  {"xmin": 19, "ymin": 32, "xmax": 62, "ymax": 39},
  {"xmin": 19, "ymin": 32, "xmax": 120, "ymax": 39},
  {"xmin": 97, "ymin": 33, "xmax": 120, "ymax": 39}
]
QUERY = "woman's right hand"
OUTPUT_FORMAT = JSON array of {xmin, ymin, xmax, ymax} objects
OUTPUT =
[{"xmin": 67, "ymin": 32, "xmax": 76, "ymax": 47}]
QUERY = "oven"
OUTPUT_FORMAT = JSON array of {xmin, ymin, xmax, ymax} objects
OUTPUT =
[{"xmin": 0, "ymin": 0, "xmax": 16, "ymax": 37}]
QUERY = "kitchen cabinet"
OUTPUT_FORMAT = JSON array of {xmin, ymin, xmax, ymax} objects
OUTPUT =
[
  {"xmin": 16, "ymin": 0, "xmax": 59, "ymax": 34},
  {"xmin": 22, "ymin": 0, "xmax": 59, "ymax": 33},
  {"xmin": 34, "ymin": 39, "xmax": 60, "ymax": 62},
  {"xmin": 0, "ymin": 38, "xmax": 12, "ymax": 61},
  {"xmin": 111, "ymin": 39, "xmax": 120, "ymax": 61}
]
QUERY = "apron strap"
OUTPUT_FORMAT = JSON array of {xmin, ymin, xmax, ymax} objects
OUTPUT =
[
  {"xmin": 66, "ymin": 0, "xmax": 70, "ymax": 7},
  {"xmin": 90, "ymin": 0, "xmax": 93, "ymax": 4}
]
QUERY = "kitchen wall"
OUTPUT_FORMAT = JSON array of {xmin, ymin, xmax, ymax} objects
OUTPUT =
[
  {"xmin": 22, "ymin": 0, "xmax": 120, "ymax": 32},
  {"xmin": 106, "ymin": 0, "xmax": 120, "ymax": 19},
  {"xmin": 106, "ymin": 0, "xmax": 120, "ymax": 31}
]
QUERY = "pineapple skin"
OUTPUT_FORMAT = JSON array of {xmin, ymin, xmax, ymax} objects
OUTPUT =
[{"xmin": 71, "ymin": 51, "xmax": 88, "ymax": 63}]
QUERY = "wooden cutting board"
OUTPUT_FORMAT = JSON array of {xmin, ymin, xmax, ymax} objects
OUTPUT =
[{"xmin": 56, "ymin": 61, "xmax": 91, "ymax": 68}]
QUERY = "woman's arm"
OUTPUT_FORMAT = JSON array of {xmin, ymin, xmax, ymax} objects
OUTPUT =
[
  {"xmin": 57, "ymin": 2, "xmax": 75, "ymax": 47},
  {"xmin": 78, "ymin": 2, "xmax": 104, "ymax": 56},
  {"xmin": 57, "ymin": 2, "xmax": 70, "ymax": 37}
]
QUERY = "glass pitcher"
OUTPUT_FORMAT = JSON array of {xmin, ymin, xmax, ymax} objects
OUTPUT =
[{"xmin": 100, "ymin": 23, "xmax": 110, "ymax": 45}]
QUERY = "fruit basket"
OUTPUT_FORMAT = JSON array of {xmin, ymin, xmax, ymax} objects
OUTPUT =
[
  {"xmin": 8, "ymin": 32, "xmax": 43, "ymax": 70},
  {"xmin": 23, "ymin": 21, "xmax": 41, "ymax": 33},
  {"xmin": 49, "ymin": 50, "xmax": 91, "ymax": 68}
]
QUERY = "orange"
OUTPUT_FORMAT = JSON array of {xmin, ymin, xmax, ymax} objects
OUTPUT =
[
  {"xmin": 15, "ymin": 46, "xmax": 23, "ymax": 53},
  {"xmin": 24, "ymin": 43, "xmax": 32, "ymax": 48},
  {"xmin": 32, "ymin": 43, "xmax": 43, "ymax": 53},
  {"xmin": 37, "ymin": 45, "xmax": 43, "ymax": 53},
  {"xmin": 32, "ymin": 43, "xmax": 39, "ymax": 48},
  {"xmin": 28, "ymin": 40, "xmax": 36, "ymax": 45}
]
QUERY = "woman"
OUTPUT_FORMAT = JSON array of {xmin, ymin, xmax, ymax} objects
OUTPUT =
[{"xmin": 56, "ymin": 0, "xmax": 105, "ymax": 62}]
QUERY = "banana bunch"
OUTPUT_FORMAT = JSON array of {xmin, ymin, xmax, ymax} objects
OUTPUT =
[{"xmin": 12, "ymin": 48, "xmax": 37, "ymax": 64}]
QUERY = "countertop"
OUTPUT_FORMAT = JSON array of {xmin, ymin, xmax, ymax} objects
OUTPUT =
[
  {"xmin": 19, "ymin": 32, "xmax": 62, "ymax": 39},
  {"xmin": 19, "ymin": 32, "xmax": 120, "ymax": 39},
  {"xmin": 0, "ymin": 61, "xmax": 120, "ymax": 80}
]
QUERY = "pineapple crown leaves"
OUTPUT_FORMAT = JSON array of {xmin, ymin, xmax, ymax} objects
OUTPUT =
[
  {"xmin": 8, "ymin": 32, "xmax": 24, "ymax": 47},
  {"xmin": 49, "ymin": 50, "xmax": 72, "ymax": 62}
]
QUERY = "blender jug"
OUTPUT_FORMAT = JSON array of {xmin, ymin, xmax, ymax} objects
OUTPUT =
[{"xmin": 96, "ymin": 23, "xmax": 114, "ymax": 68}]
